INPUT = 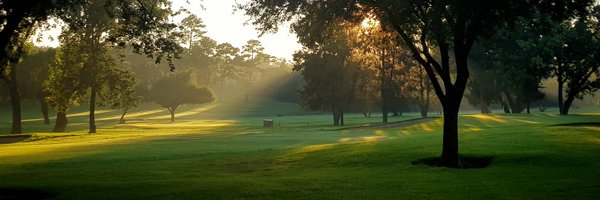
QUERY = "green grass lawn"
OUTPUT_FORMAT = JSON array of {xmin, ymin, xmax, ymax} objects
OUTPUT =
[{"xmin": 0, "ymin": 100, "xmax": 599, "ymax": 199}]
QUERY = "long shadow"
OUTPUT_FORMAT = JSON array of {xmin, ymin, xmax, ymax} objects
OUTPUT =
[
  {"xmin": 0, "ymin": 188, "xmax": 54, "ymax": 200},
  {"xmin": 412, "ymin": 155, "xmax": 494, "ymax": 169},
  {"xmin": 0, "ymin": 135, "xmax": 31, "ymax": 145}
]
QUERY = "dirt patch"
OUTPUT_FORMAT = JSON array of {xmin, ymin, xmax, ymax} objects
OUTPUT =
[
  {"xmin": 343, "ymin": 117, "xmax": 439, "ymax": 131},
  {"xmin": 0, "ymin": 135, "xmax": 32, "ymax": 145}
]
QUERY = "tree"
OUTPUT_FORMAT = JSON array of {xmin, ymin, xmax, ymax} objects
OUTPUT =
[
  {"xmin": 213, "ymin": 43, "xmax": 241, "ymax": 90},
  {"xmin": 0, "ymin": 0, "xmax": 83, "ymax": 74},
  {"xmin": 147, "ymin": 72, "xmax": 215, "ymax": 122},
  {"xmin": 406, "ymin": 64, "xmax": 435, "ymax": 117},
  {"xmin": 549, "ymin": 12, "xmax": 600, "ymax": 115},
  {"xmin": 295, "ymin": 52, "xmax": 359, "ymax": 126},
  {"xmin": 0, "ymin": 25, "xmax": 35, "ymax": 134},
  {"xmin": 294, "ymin": 21, "xmax": 359, "ymax": 126},
  {"xmin": 2, "ymin": 0, "xmax": 183, "ymax": 133},
  {"xmin": 44, "ymin": 44, "xmax": 85, "ymax": 133},
  {"xmin": 180, "ymin": 14, "xmax": 207, "ymax": 53},
  {"xmin": 240, "ymin": 39, "xmax": 269, "ymax": 102},
  {"xmin": 187, "ymin": 37, "xmax": 218, "ymax": 86},
  {"xmin": 1, "ymin": 0, "xmax": 183, "ymax": 75},
  {"xmin": 467, "ymin": 18, "xmax": 550, "ymax": 115},
  {"xmin": 17, "ymin": 48, "xmax": 57, "ymax": 124},
  {"xmin": 241, "ymin": 0, "xmax": 591, "ymax": 167},
  {"xmin": 110, "ymin": 70, "xmax": 141, "ymax": 124}
]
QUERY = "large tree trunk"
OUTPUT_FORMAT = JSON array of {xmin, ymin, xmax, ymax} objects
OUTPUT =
[
  {"xmin": 441, "ymin": 105, "xmax": 460, "ymax": 168},
  {"xmin": 40, "ymin": 97, "xmax": 50, "ymax": 124},
  {"xmin": 88, "ymin": 87, "xmax": 97, "ymax": 134},
  {"xmin": 53, "ymin": 112, "xmax": 68, "ymax": 132},
  {"xmin": 4, "ymin": 64, "xmax": 22, "ymax": 134},
  {"xmin": 439, "ymin": 46, "xmax": 469, "ymax": 168}
]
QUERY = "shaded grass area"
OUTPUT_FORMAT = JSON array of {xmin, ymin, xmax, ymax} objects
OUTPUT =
[
  {"xmin": 551, "ymin": 122, "xmax": 600, "ymax": 127},
  {"xmin": 411, "ymin": 155, "xmax": 494, "ymax": 169},
  {"xmin": 0, "ymin": 101, "xmax": 599, "ymax": 199}
]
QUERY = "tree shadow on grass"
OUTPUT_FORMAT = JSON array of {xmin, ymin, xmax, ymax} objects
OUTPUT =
[
  {"xmin": 412, "ymin": 155, "xmax": 494, "ymax": 169},
  {"xmin": 0, "ymin": 135, "xmax": 31, "ymax": 145},
  {"xmin": 0, "ymin": 188, "xmax": 54, "ymax": 200}
]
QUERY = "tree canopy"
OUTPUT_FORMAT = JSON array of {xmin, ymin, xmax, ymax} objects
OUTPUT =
[{"xmin": 241, "ymin": 0, "xmax": 594, "ymax": 167}]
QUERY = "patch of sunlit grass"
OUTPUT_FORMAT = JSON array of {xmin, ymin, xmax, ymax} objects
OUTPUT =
[
  {"xmin": 147, "ymin": 104, "xmax": 220, "ymax": 120},
  {"xmin": 374, "ymin": 130, "xmax": 386, "ymax": 136},
  {"xmin": 419, "ymin": 123, "xmax": 434, "ymax": 132},
  {"xmin": 464, "ymin": 114, "xmax": 507, "ymax": 123},
  {"xmin": 0, "ymin": 119, "xmax": 236, "ymax": 164},
  {"xmin": 293, "ymin": 144, "xmax": 336, "ymax": 154},
  {"xmin": 512, "ymin": 118, "xmax": 541, "ymax": 125},
  {"xmin": 68, "ymin": 109, "xmax": 114, "ymax": 117},
  {"xmin": 466, "ymin": 127, "xmax": 484, "ymax": 132},
  {"xmin": 96, "ymin": 109, "xmax": 165, "ymax": 121}
]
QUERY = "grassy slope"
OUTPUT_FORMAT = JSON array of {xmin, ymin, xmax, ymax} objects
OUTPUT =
[{"xmin": 0, "ymin": 100, "xmax": 599, "ymax": 199}]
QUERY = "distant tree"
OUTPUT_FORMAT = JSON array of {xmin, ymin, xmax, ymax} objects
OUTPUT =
[
  {"xmin": 467, "ymin": 18, "xmax": 550, "ymax": 115},
  {"xmin": 17, "ymin": 48, "xmax": 56, "ymax": 124},
  {"xmin": 294, "ymin": 21, "xmax": 358, "ymax": 126},
  {"xmin": 295, "ymin": 51, "xmax": 359, "ymax": 126},
  {"xmin": 180, "ymin": 14, "xmax": 207, "ymax": 53},
  {"xmin": 467, "ymin": 44, "xmax": 502, "ymax": 114},
  {"xmin": 189, "ymin": 37, "xmax": 218, "ymax": 86},
  {"xmin": 110, "ymin": 72, "xmax": 141, "ymax": 124},
  {"xmin": 353, "ymin": 64, "xmax": 378, "ymax": 118},
  {"xmin": 406, "ymin": 64, "xmax": 435, "ymax": 117},
  {"xmin": 213, "ymin": 43, "xmax": 241, "ymax": 90},
  {"xmin": 240, "ymin": 39, "xmax": 269, "ymax": 102},
  {"xmin": 350, "ymin": 16, "xmax": 411, "ymax": 123},
  {"xmin": 147, "ymin": 72, "xmax": 215, "ymax": 122},
  {"xmin": 241, "ymin": 0, "xmax": 592, "ymax": 167}
]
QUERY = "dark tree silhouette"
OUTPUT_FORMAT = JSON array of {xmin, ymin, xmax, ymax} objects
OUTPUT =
[{"xmin": 241, "ymin": 0, "xmax": 591, "ymax": 167}]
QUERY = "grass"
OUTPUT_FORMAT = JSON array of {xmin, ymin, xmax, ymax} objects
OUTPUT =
[{"xmin": 0, "ymin": 99, "xmax": 599, "ymax": 199}]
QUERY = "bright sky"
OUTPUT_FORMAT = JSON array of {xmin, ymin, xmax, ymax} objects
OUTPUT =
[{"xmin": 33, "ymin": 0, "xmax": 302, "ymax": 61}]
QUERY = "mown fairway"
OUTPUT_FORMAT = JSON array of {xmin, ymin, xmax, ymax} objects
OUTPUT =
[{"xmin": 1, "ymin": 100, "xmax": 599, "ymax": 199}]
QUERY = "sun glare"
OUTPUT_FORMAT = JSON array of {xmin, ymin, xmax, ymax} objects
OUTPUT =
[{"xmin": 361, "ymin": 17, "xmax": 380, "ymax": 29}]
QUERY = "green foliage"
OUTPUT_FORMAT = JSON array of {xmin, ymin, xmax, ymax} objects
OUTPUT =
[
  {"xmin": 15, "ymin": 48, "xmax": 56, "ymax": 101},
  {"xmin": 147, "ymin": 71, "xmax": 215, "ymax": 122},
  {"xmin": 44, "ymin": 44, "xmax": 86, "ymax": 113},
  {"xmin": 467, "ymin": 17, "xmax": 550, "ymax": 114},
  {"xmin": 180, "ymin": 14, "xmax": 206, "ymax": 51},
  {"xmin": 213, "ymin": 43, "xmax": 243, "ymax": 88}
]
